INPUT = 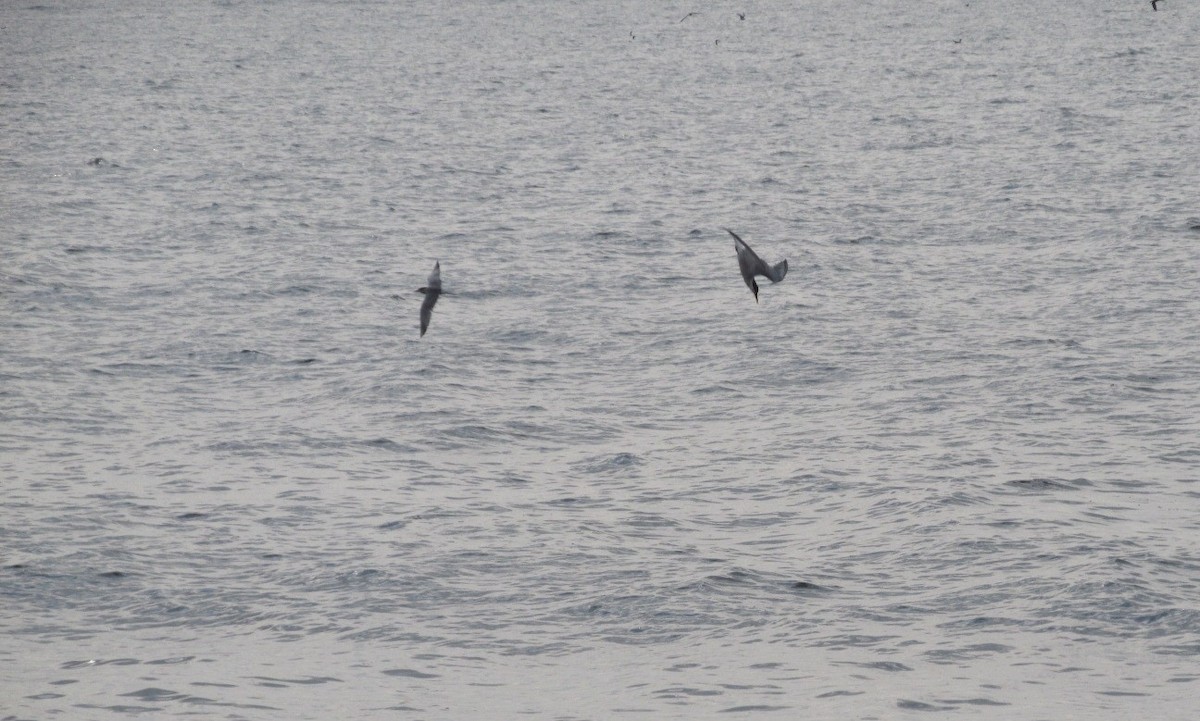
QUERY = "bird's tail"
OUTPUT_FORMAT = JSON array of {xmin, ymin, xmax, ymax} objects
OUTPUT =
[{"xmin": 767, "ymin": 259, "xmax": 788, "ymax": 283}]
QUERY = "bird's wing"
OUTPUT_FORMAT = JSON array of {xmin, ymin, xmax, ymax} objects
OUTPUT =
[
  {"xmin": 765, "ymin": 259, "xmax": 788, "ymax": 283},
  {"xmin": 419, "ymin": 291, "xmax": 439, "ymax": 336},
  {"xmin": 725, "ymin": 227, "xmax": 749, "ymax": 252},
  {"xmin": 727, "ymin": 228, "xmax": 772, "ymax": 277}
]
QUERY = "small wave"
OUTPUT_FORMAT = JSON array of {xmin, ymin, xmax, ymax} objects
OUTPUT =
[
  {"xmin": 573, "ymin": 452, "xmax": 643, "ymax": 475},
  {"xmin": 382, "ymin": 668, "xmax": 439, "ymax": 679},
  {"xmin": 362, "ymin": 437, "xmax": 417, "ymax": 453},
  {"xmin": 444, "ymin": 424, "xmax": 504, "ymax": 442},
  {"xmin": 1003, "ymin": 477, "xmax": 1082, "ymax": 492},
  {"xmin": 788, "ymin": 580, "xmax": 829, "ymax": 593},
  {"xmin": 90, "ymin": 362, "xmax": 177, "ymax": 377},
  {"xmin": 691, "ymin": 383, "xmax": 742, "ymax": 396},
  {"xmin": 248, "ymin": 676, "xmax": 342, "ymax": 686},
  {"xmin": 1107, "ymin": 47, "xmax": 1150, "ymax": 59}
]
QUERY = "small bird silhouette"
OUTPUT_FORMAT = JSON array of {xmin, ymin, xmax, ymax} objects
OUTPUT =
[
  {"xmin": 725, "ymin": 229, "xmax": 788, "ymax": 303},
  {"xmin": 417, "ymin": 261, "xmax": 441, "ymax": 337},
  {"xmin": 680, "ymin": 11, "xmax": 699, "ymax": 22},
  {"xmin": 1151, "ymin": 0, "xmax": 1162, "ymax": 10},
  {"xmin": 737, "ymin": 13, "xmax": 746, "ymax": 20}
]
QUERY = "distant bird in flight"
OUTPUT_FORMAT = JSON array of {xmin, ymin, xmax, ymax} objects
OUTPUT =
[
  {"xmin": 1151, "ymin": 0, "xmax": 1161, "ymax": 10},
  {"xmin": 737, "ymin": 13, "xmax": 746, "ymax": 20},
  {"xmin": 417, "ymin": 261, "xmax": 441, "ymax": 337},
  {"xmin": 725, "ymin": 228, "xmax": 788, "ymax": 303},
  {"xmin": 680, "ymin": 12, "xmax": 699, "ymax": 22}
]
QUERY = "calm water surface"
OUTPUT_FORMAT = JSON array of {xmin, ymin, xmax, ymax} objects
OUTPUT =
[{"xmin": 3, "ymin": 1, "xmax": 1200, "ymax": 718}]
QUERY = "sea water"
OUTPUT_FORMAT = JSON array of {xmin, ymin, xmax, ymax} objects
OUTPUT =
[{"xmin": 3, "ymin": 1, "xmax": 1200, "ymax": 718}]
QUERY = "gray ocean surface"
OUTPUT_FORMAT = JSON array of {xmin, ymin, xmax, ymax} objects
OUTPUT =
[{"xmin": 3, "ymin": 0, "xmax": 1200, "ymax": 718}]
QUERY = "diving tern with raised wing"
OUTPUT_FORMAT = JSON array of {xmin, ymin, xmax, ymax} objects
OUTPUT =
[
  {"xmin": 725, "ymin": 228, "xmax": 788, "ymax": 303},
  {"xmin": 417, "ymin": 261, "xmax": 441, "ymax": 337}
]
